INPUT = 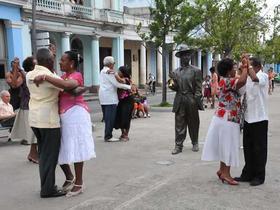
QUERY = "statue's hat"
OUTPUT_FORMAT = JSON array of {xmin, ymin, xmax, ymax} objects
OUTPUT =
[{"xmin": 175, "ymin": 45, "xmax": 195, "ymax": 58}]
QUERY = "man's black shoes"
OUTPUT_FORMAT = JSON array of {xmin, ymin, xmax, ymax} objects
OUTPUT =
[
  {"xmin": 250, "ymin": 179, "xmax": 264, "ymax": 186},
  {"xmin": 234, "ymin": 176, "xmax": 264, "ymax": 186},
  {"xmin": 40, "ymin": 189, "xmax": 66, "ymax": 198},
  {"xmin": 171, "ymin": 148, "xmax": 182, "ymax": 155},
  {"xmin": 233, "ymin": 176, "xmax": 252, "ymax": 182}
]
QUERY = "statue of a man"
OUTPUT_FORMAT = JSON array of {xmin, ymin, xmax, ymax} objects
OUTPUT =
[{"xmin": 169, "ymin": 47, "xmax": 203, "ymax": 154}]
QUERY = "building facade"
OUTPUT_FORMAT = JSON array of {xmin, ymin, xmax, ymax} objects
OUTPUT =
[
  {"xmin": 0, "ymin": 0, "xmax": 216, "ymax": 91},
  {"xmin": 0, "ymin": 0, "xmax": 26, "ymax": 86}
]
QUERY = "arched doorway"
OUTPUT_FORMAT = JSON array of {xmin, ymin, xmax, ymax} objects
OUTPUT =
[{"xmin": 71, "ymin": 37, "xmax": 84, "ymax": 76}]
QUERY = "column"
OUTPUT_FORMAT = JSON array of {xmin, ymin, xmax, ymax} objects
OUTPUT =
[
  {"xmin": 172, "ymin": 47, "xmax": 177, "ymax": 71},
  {"xmin": 91, "ymin": 36, "xmax": 100, "ymax": 86},
  {"xmin": 197, "ymin": 49, "xmax": 202, "ymax": 69},
  {"xmin": 61, "ymin": 32, "xmax": 71, "ymax": 53},
  {"xmin": 207, "ymin": 51, "xmax": 213, "ymax": 75},
  {"xmin": 140, "ymin": 43, "xmax": 147, "ymax": 86},
  {"xmin": 146, "ymin": 48, "xmax": 151, "ymax": 76},
  {"xmin": 112, "ymin": 36, "xmax": 124, "ymax": 69},
  {"xmin": 4, "ymin": 21, "xmax": 24, "ymax": 65},
  {"xmin": 157, "ymin": 47, "xmax": 163, "ymax": 84}
]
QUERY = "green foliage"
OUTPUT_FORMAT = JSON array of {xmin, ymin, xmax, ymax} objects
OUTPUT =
[
  {"xmin": 176, "ymin": 0, "xmax": 268, "ymax": 58},
  {"xmin": 136, "ymin": 0, "xmax": 185, "ymax": 48},
  {"xmin": 261, "ymin": 36, "xmax": 280, "ymax": 63}
]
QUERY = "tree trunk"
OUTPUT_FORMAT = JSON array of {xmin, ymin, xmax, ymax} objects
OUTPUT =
[{"xmin": 161, "ymin": 39, "xmax": 167, "ymax": 104}]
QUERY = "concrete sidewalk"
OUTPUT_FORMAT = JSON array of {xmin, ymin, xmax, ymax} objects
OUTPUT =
[{"xmin": 0, "ymin": 88, "xmax": 279, "ymax": 210}]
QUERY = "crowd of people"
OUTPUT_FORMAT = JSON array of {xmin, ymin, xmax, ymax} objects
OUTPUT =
[{"xmin": 0, "ymin": 45, "xmax": 275, "ymax": 199}]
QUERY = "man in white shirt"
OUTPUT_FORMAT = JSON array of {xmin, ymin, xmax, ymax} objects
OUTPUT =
[
  {"xmin": 0, "ymin": 90, "xmax": 16, "ymax": 127},
  {"xmin": 235, "ymin": 57, "xmax": 269, "ymax": 186},
  {"xmin": 99, "ymin": 56, "xmax": 131, "ymax": 142},
  {"xmin": 27, "ymin": 48, "xmax": 65, "ymax": 198}
]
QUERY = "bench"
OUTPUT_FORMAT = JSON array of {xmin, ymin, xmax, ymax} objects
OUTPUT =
[{"xmin": 0, "ymin": 125, "xmax": 11, "ymax": 139}]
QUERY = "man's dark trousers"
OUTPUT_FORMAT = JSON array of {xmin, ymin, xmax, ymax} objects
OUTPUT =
[
  {"xmin": 101, "ymin": 104, "xmax": 117, "ymax": 140},
  {"xmin": 241, "ymin": 120, "xmax": 268, "ymax": 183},
  {"xmin": 31, "ymin": 127, "xmax": 61, "ymax": 196}
]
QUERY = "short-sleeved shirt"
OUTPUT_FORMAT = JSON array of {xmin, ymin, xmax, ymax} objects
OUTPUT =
[
  {"xmin": 245, "ymin": 71, "xmax": 269, "ymax": 123},
  {"xmin": 0, "ymin": 101, "xmax": 14, "ymax": 119},
  {"xmin": 26, "ymin": 65, "xmax": 62, "ymax": 128},
  {"xmin": 59, "ymin": 72, "xmax": 89, "ymax": 114},
  {"xmin": 215, "ymin": 77, "xmax": 242, "ymax": 124}
]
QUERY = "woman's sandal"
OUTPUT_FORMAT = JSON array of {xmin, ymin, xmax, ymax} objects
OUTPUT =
[
  {"xmin": 66, "ymin": 184, "xmax": 84, "ymax": 197},
  {"xmin": 62, "ymin": 177, "xmax": 76, "ymax": 192}
]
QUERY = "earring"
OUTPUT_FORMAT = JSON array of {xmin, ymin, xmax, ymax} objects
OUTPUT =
[{"xmin": 71, "ymin": 64, "xmax": 73, "ymax": 68}]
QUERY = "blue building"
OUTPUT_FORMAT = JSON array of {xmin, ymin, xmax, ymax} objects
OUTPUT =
[{"xmin": 0, "ymin": 1, "xmax": 25, "ymax": 81}]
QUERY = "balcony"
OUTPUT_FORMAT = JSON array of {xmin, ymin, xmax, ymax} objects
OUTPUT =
[
  {"xmin": 27, "ymin": 0, "xmax": 94, "ymax": 19},
  {"xmin": 25, "ymin": 0, "xmax": 151, "ymax": 28}
]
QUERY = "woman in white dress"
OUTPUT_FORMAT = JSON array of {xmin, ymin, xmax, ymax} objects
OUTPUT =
[
  {"xmin": 201, "ymin": 57, "xmax": 249, "ymax": 185},
  {"xmin": 34, "ymin": 51, "xmax": 95, "ymax": 196}
]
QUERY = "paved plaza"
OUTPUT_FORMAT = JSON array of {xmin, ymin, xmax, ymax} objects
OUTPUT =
[{"xmin": 0, "ymin": 88, "xmax": 280, "ymax": 210}]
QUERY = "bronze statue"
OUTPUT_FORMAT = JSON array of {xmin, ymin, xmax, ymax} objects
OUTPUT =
[{"xmin": 169, "ymin": 47, "xmax": 203, "ymax": 154}]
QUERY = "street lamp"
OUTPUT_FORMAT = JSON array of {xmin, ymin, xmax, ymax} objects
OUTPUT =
[{"xmin": 31, "ymin": 0, "xmax": 37, "ymax": 55}]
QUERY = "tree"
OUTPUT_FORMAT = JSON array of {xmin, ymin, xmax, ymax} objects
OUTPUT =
[
  {"xmin": 176, "ymin": 0, "xmax": 268, "ymax": 59},
  {"xmin": 137, "ymin": 0, "xmax": 184, "ymax": 105},
  {"xmin": 262, "ymin": 35, "xmax": 280, "ymax": 64}
]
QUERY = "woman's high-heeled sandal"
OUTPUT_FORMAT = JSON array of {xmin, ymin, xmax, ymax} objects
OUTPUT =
[
  {"xmin": 220, "ymin": 176, "xmax": 239, "ymax": 185},
  {"xmin": 66, "ymin": 184, "xmax": 83, "ymax": 197},
  {"xmin": 62, "ymin": 177, "xmax": 76, "ymax": 191}
]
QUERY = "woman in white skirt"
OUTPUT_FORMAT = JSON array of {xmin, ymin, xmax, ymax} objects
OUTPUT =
[
  {"xmin": 201, "ymin": 57, "xmax": 249, "ymax": 185},
  {"xmin": 34, "ymin": 51, "xmax": 95, "ymax": 197}
]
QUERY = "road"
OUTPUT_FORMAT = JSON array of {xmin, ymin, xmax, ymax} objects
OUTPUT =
[{"xmin": 1, "ymin": 87, "xmax": 280, "ymax": 210}]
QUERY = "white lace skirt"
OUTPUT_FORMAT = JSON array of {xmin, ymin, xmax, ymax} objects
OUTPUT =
[
  {"xmin": 58, "ymin": 105, "xmax": 96, "ymax": 164},
  {"xmin": 201, "ymin": 116, "xmax": 240, "ymax": 167}
]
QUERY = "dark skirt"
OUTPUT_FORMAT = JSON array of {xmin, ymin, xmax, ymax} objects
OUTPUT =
[
  {"xmin": 204, "ymin": 88, "xmax": 211, "ymax": 98},
  {"xmin": 9, "ymin": 87, "xmax": 21, "ymax": 110},
  {"xmin": 115, "ymin": 96, "xmax": 134, "ymax": 130}
]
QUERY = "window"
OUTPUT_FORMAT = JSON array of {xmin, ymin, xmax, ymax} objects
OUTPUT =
[{"xmin": 0, "ymin": 21, "xmax": 7, "ymax": 78}]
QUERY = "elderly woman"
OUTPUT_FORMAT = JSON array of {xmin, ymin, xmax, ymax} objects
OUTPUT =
[{"xmin": 98, "ymin": 56, "xmax": 131, "ymax": 142}]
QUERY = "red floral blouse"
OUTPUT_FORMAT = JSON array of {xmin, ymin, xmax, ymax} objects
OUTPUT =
[{"xmin": 215, "ymin": 77, "xmax": 241, "ymax": 124}]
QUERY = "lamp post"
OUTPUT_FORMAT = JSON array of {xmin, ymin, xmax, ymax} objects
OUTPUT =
[{"xmin": 31, "ymin": 0, "xmax": 37, "ymax": 55}]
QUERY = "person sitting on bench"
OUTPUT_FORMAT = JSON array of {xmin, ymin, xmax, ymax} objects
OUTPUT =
[{"xmin": 0, "ymin": 90, "xmax": 16, "ymax": 127}]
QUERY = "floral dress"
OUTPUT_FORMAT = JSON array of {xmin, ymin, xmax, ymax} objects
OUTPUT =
[
  {"xmin": 201, "ymin": 77, "xmax": 243, "ymax": 167},
  {"xmin": 215, "ymin": 77, "xmax": 241, "ymax": 124}
]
